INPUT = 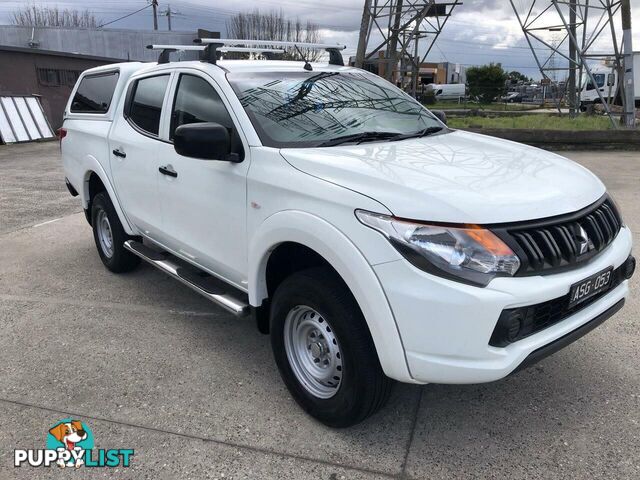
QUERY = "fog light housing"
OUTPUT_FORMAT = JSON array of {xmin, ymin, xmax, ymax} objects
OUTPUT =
[
  {"xmin": 507, "ymin": 313, "xmax": 523, "ymax": 342},
  {"xmin": 491, "ymin": 309, "xmax": 528, "ymax": 347},
  {"xmin": 624, "ymin": 255, "xmax": 636, "ymax": 280}
]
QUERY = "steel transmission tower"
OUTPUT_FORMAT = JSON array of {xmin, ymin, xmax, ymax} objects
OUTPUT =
[
  {"xmin": 510, "ymin": 0, "xmax": 629, "ymax": 128},
  {"xmin": 355, "ymin": 0, "xmax": 462, "ymax": 97}
]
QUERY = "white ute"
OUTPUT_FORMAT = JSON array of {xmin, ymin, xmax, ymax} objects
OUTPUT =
[{"xmin": 61, "ymin": 39, "xmax": 635, "ymax": 427}]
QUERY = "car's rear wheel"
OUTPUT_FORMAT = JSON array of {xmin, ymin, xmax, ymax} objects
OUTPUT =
[
  {"xmin": 91, "ymin": 192, "xmax": 140, "ymax": 273},
  {"xmin": 270, "ymin": 267, "xmax": 393, "ymax": 427}
]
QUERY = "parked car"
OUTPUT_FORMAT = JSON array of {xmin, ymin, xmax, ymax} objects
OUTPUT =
[
  {"xmin": 501, "ymin": 92, "xmax": 523, "ymax": 103},
  {"xmin": 61, "ymin": 41, "xmax": 635, "ymax": 427}
]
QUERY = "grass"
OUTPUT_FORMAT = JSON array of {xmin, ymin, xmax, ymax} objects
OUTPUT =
[{"xmin": 448, "ymin": 114, "xmax": 614, "ymax": 131}]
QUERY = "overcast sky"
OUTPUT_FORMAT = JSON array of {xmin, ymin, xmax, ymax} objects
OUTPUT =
[{"xmin": 0, "ymin": 0, "xmax": 639, "ymax": 79}]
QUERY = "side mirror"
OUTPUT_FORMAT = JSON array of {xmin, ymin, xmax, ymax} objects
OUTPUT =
[
  {"xmin": 432, "ymin": 110, "xmax": 447, "ymax": 125},
  {"xmin": 173, "ymin": 122, "xmax": 240, "ymax": 162}
]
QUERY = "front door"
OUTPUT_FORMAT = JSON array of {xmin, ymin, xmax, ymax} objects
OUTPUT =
[
  {"xmin": 109, "ymin": 73, "xmax": 171, "ymax": 236},
  {"xmin": 155, "ymin": 72, "xmax": 250, "ymax": 287}
]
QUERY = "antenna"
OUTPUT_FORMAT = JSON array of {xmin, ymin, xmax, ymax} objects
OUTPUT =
[{"xmin": 294, "ymin": 45, "xmax": 313, "ymax": 71}]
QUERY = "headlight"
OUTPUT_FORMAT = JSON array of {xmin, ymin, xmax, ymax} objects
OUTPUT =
[{"xmin": 356, "ymin": 210, "xmax": 520, "ymax": 287}]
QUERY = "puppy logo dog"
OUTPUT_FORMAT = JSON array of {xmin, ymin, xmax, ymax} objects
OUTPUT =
[
  {"xmin": 47, "ymin": 420, "xmax": 90, "ymax": 468},
  {"xmin": 14, "ymin": 419, "xmax": 133, "ymax": 468}
]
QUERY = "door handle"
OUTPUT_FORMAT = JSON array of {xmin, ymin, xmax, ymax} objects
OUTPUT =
[
  {"xmin": 112, "ymin": 149, "xmax": 126, "ymax": 158},
  {"xmin": 159, "ymin": 165, "xmax": 178, "ymax": 178}
]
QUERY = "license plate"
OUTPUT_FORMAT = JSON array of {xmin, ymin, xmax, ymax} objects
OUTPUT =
[{"xmin": 568, "ymin": 267, "xmax": 613, "ymax": 308}]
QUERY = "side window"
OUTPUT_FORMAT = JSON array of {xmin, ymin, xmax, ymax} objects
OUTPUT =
[
  {"xmin": 71, "ymin": 72, "xmax": 119, "ymax": 113},
  {"xmin": 128, "ymin": 75, "xmax": 170, "ymax": 136},
  {"xmin": 170, "ymin": 74, "xmax": 235, "ymax": 139},
  {"xmin": 586, "ymin": 74, "xmax": 605, "ymax": 91}
]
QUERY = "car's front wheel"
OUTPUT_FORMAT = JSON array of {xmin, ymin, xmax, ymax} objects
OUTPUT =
[{"xmin": 270, "ymin": 267, "xmax": 393, "ymax": 427}]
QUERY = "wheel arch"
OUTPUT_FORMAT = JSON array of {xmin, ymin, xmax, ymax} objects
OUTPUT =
[
  {"xmin": 80, "ymin": 157, "xmax": 135, "ymax": 235},
  {"xmin": 248, "ymin": 210, "xmax": 414, "ymax": 383}
]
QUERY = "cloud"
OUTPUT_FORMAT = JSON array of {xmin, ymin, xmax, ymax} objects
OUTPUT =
[{"xmin": 0, "ymin": 0, "xmax": 638, "ymax": 80}]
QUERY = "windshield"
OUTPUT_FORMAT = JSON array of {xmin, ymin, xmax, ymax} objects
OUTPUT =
[{"xmin": 227, "ymin": 70, "xmax": 445, "ymax": 148}]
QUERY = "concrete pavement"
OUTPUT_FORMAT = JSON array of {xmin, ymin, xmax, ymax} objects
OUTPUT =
[{"xmin": 0, "ymin": 143, "xmax": 638, "ymax": 478}]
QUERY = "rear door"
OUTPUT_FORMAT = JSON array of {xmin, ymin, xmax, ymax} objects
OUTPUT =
[{"xmin": 109, "ymin": 73, "xmax": 172, "ymax": 237}]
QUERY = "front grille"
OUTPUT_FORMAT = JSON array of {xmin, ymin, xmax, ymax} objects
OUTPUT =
[
  {"xmin": 489, "ymin": 260, "xmax": 629, "ymax": 347},
  {"xmin": 493, "ymin": 196, "xmax": 622, "ymax": 276}
]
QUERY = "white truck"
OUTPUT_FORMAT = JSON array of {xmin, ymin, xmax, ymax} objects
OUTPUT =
[
  {"xmin": 580, "ymin": 52, "xmax": 640, "ymax": 106},
  {"xmin": 61, "ymin": 39, "xmax": 635, "ymax": 427},
  {"xmin": 426, "ymin": 82, "xmax": 466, "ymax": 101}
]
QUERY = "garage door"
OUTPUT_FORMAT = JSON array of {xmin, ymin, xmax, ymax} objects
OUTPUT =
[{"xmin": 0, "ymin": 96, "xmax": 55, "ymax": 144}]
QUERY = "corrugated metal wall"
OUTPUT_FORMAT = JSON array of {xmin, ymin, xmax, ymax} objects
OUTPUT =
[{"xmin": 0, "ymin": 26, "xmax": 200, "ymax": 61}]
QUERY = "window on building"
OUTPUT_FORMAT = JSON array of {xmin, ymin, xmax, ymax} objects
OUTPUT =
[
  {"xmin": 37, "ymin": 68, "xmax": 82, "ymax": 87},
  {"xmin": 70, "ymin": 71, "xmax": 119, "ymax": 113},
  {"xmin": 128, "ymin": 75, "xmax": 170, "ymax": 135}
]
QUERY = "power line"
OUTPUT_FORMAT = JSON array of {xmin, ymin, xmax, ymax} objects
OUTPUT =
[{"xmin": 98, "ymin": 3, "xmax": 151, "ymax": 28}]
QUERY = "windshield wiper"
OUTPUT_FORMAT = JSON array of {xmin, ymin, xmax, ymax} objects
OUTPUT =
[
  {"xmin": 318, "ymin": 131, "xmax": 401, "ymax": 147},
  {"xmin": 389, "ymin": 126, "xmax": 445, "ymax": 142}
]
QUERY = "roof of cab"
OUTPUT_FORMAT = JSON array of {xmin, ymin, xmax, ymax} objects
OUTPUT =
[
  {"xmin": 79, "ymin": 61, "xmax": 151, "ymax": 77},
  {"xmin": 78, "ymin": 59, "xmax": 358, "ymax": 84},
  {"xmin": 134, "ymin": 59, "xmax": 358, "ymax": 76}
]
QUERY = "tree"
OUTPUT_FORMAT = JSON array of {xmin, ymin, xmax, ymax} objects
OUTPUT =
[
  {"xmin": 466, "ymin": 63, "xmax": 508, "ymax": 103},
  {"xmin": 11, "ymin": 5, "xmax": 99, "ymax": 28},
  {"xmin": 226, "ymin": 9, "xmax": 322, "ymax": 61},
  {"xmin": 507, "ymin": 70, "xmax": 531, "ymax": 84}
]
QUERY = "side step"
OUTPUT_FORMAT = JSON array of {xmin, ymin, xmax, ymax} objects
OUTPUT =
[{"xmin": 124, "ymin": 240, "xmax": 250, "ymax": 317}]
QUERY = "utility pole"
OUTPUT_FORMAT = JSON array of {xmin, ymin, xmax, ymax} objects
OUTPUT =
[
  {"xmin": 152, "ymin": 0, "xmax": 158, "ymax": 31},
  {"xmin": 355, "ymin": 1, "xmax": 460, "ymax": 95},
  {"xmin": 511, "ymin": 0, "xmax": 622, "ymax": 128},
  {"xmin": 387, "ymin": 0, "xmax": 404, "ymax": 83},
  {"xmin": 355, "ymin": 0, "xmax": 372, "ymax": 68},
  {"xmin": 568, "ymin": 0, "xmax": 577, "ymax": 117},
  {"xmin": 621, "ymin": 0, "xmax": 636, "ymax": 128},
  {"xmin": 166, "ymin": 4, "xmax": 172, "ymax": 31}
]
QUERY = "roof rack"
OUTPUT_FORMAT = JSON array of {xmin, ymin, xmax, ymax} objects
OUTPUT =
[
  {"xmin": 193, "ymin": 38, "xmax": 347, "ymax": 66},
  {"xmin": 145, "ymin": 44, "xmax": 285, "ymax": 64}
]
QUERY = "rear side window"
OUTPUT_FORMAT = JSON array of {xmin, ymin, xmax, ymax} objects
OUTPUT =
[
  {"xmin": 128, "ymin": 75, "xmax": 170, "ymax": 136},
  {"xmin": 170, "ymin": 74, "xmax": 234, "ymax": 139},
  {"xmin": 70, "ymin": 72, "xmax": 119, "ymax": 113}
]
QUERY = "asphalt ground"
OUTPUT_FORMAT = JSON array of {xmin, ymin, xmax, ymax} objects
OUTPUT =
[{"xmin": 0, "ymin": 142, "xmax": 638, "ymax": 479}]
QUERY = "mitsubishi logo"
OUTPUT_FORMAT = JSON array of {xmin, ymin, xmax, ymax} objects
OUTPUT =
[{"xmin": 573, "ymin": 225, "xmax": 592, "ymax": 255}]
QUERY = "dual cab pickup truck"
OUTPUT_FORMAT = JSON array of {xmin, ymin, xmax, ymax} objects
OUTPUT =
[{"xmin": 61, "ymin": 48, "xmax": 635, "ymax": 427}]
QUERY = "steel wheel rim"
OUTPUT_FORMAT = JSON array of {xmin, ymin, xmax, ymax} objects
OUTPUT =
[
  {"xmin": 284, "ymin": 305, "xmax": 343, "ymax": 399},
  {"xmin": 96, "ymin": 209, "xmax": 114, "ymax": 258}
]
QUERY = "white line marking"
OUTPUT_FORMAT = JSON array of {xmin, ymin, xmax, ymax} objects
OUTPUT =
[{"xmin": 32, "ymin": 218, "xmax": 63, "ymax": 228}]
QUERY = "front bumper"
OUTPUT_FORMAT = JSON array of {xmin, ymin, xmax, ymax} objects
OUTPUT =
[{"xmin": 374, "ymin": 226, "xmax": 633, "ymax": 384}]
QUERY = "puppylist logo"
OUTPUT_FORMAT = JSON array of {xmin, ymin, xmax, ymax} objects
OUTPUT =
[{"xmin": 14, "ymin": 419, "xmax": 134, "ymax": 469}]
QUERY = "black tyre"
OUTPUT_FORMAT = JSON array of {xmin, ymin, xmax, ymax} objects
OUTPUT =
[
  {"xmin": 270, "ymin": 267, "xmax": 393, "ymax": 427},
  {"xmin": 91, "ymin": 192, "xmax": 140, "ymax": 273}
]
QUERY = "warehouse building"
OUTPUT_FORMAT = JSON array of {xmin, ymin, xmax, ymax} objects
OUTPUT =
[
  {"xmin": 0, "ymin": 25, "xmax": 218, "ymax": 130},
  {"xmin": 349, "ymin": 51, "xmax": 466, "ymax": 90}
]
